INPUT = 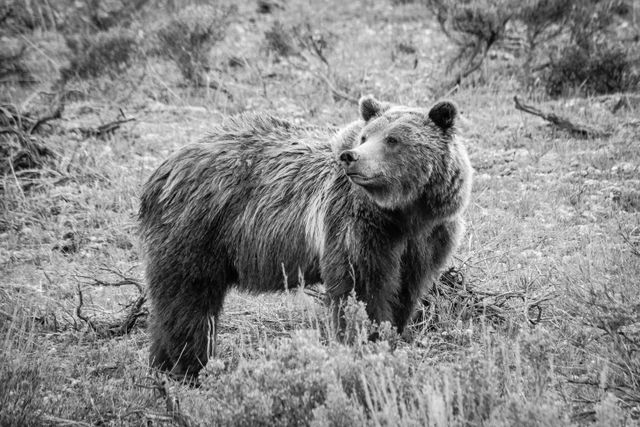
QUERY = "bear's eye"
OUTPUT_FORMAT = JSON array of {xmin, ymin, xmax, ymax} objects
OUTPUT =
[
  {"xmin": 386, "ymin": 136, "xmax": 400, "ymax": 145},
  {"xmin": 360, "ymin": 135, "xmax": 367, "ymax": 144}
]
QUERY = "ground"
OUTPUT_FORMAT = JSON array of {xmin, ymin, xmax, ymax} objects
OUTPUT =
[{"xmin": 1, "ymin": 1, "xmax": 639, "ymax": 426}]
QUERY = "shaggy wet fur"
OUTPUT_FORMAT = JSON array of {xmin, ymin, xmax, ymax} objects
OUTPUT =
[{"xmin": 139, "ymin": 97, "xmax": 472, "ymax": 380}]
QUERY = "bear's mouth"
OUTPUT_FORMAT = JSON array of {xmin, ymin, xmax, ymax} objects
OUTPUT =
[{"xmin": 346, "ymin": 173, "xmax": 382, "ymax": 186}]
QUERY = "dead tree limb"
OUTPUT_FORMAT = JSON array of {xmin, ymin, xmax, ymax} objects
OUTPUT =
[
  {"xmin": 75, "ymin": 273, "xmax": 147, "ymax": 338},
  {"xmin": 28, "ymin": 104, "xmax": 63, "ymax": 134},
  {"xmin": 514, "ymin": 96, "xmax": 610, "ymax": 138},
  {"xmin": 71, "ymin": 117, "xmax": 136, "ymax": 139}
]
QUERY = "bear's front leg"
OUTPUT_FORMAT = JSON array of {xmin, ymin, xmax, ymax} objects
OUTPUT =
[
  {"xmin": 322, "ymin": 247, "xmax": 403, "ymax": 340},
  {"xmin": 392, "ymin": 218, "xmax": 463, "ymax": 333}
]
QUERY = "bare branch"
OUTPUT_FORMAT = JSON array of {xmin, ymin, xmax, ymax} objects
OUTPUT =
[
  {"xmin": 74, "ymin": 273, "xmax": 147, "ymax": 338},
  {"xmin": 28, "ymin": 103, "xmax": 63, "ymax": 134},
  {"xmin": 76, "ymin": 284, "xmax": 97, "ymax": 332},
  {"xmin": 514, "ymin": 96, "xmax": 610, "ymax": 138},
  {"xmin": 70, "ymin": 117, "xmax": 135, "ymax": 139}
]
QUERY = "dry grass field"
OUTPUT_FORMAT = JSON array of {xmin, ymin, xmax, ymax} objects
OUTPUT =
[{"xmin": 1, "ymin": 0, "xmax": 639, "ymax": 425}]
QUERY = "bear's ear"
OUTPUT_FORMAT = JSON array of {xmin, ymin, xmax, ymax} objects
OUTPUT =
[
  {"xmin": 359, "ymin": 95, "xmax": 385, "ymax": 122},
  {"xmin": 428, "ymin": 101, "xmax": 457, "ymax": 131}
]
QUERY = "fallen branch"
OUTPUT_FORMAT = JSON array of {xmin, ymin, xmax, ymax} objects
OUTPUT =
[
  {"xmin": 303, "ymin": 266, "xmax": 554, "ymax": 329},
  {"xmin": 0, "ymin": 101, "xmax": 63, "ymax": 134},
  {"xmin": 514, "ymin": 96, "xmax": 610, "ymax": 138},
  {"xmin": 29, "ymin": 104, "xmax": 63, "ymax": 134},
  {"xmin": 71, "ymin": 117, "xmax": 136, "ymax": 139},
  {"xmin": 416, "ymin": 267, "xmax": 555, "ymax": 328},
  {"xmin": 75, "ymin": 272, "xmax": 147, "ymax": 338}
]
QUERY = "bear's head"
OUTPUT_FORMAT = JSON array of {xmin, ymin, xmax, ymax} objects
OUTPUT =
[{"xmin": 339, "ymin": 95, "xmax": 467, "ymax": 211}]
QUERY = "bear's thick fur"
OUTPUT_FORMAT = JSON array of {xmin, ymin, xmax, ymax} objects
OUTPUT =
[{"xmin": 139, "ymin": 96, "xmax": 472, "ymax": 379}]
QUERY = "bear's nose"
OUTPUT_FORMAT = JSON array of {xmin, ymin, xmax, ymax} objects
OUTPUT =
[{"xmin": 339, "ymin": 150, "xmax": 359, "ymax": 166}]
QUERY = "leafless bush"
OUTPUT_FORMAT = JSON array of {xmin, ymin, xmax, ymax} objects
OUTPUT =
[
  {"xmin": 418, "ymin": 0, "xmax": 639, "ymax": 96},
  {"xmin": 424, "ymin": 0, "xmax": 514, "ymax": 92},
  {"xmin": 0, "ymin": 0, "xmax": 59, "ymax": 33},
  {"xmin": 61, "ymin": 29, "xmax": 139, "ymax": 81},
  {"xmin": 61, "ymin": 0, "xmax": 150, "ymax": 33},
  {"xmin": 0, "ymin": 102, "xmax": 61, "ymax": 177},
  {"xmin": 264, "ymin": 19, "xmax": 333, "ymax": 65},
  {"xmin": 154, "ymin": 4, "xmax": 235, "ymax": 87}
]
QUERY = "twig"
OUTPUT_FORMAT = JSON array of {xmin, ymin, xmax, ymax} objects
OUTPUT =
[
  {"xmin": 77, "ymin": 274, "xmax": 144, "ymax": 294},
  {"xmin": 74, "ymin": 272, "xmax": 147, "ymax": 337},
  {"xmin": 514, "ymin": 96, "xmax": 610, "ymax": 138}
]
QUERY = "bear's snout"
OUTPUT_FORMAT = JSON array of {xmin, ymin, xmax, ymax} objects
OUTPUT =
[{"xmin": 339, "ymin": 150, "xmax": 359, "ymax": 167}]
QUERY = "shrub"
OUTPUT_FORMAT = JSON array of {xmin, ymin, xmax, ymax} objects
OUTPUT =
[
  {"xmin": 154, "ymin": 4, "xmax": 235, "ymax": 86},
  {"xmin": 264, "ymin": 20, "xmax": 299, "ymax": 58},
  {"xmin": 545, "ymin": 43, "xmax": 638, "ymax": 97},
  {"xmin": 310, "ymin": 381, "xmax": 366, "ymax": 427},
  {"xmin": 542, "ymin": 0, "xmax": 639, "ymax": 96},
  {"xmin": 0, "ymin": 45, "xmax": 33, "ymax": 85},
  {"xmin": 61, "ymin": 28, "xmax": 138, "ymax": 81},
  {"xmin": 0, "ymin": 356, "xmax": 45, "ymax": 427}
]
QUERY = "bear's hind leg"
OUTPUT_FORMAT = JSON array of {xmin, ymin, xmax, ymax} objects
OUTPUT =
[{"xmin": 149, "ymin": 279, "xmax": 228, "ymax": 383}]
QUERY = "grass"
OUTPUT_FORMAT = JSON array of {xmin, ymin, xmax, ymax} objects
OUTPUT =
[{"xmin": 1, "ymin": 0, "xmax": 639, "ymax": 425}]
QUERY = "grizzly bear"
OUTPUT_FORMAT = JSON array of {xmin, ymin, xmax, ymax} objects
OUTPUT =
[{"xmin": 139, "ymin": 95, "xmax": 472, "ymax": 380}]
